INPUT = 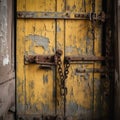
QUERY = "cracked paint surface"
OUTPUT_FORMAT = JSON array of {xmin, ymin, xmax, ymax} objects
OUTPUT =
[
  {"xmin": 17, "ymin": 0, "xmax": 110, "ymax": 119},
  {"xmin": 25, "ymin": 34, "xmax": 50, "ymax": 51}
]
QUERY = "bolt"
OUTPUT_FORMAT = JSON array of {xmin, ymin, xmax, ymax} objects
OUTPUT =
[
  {"xmin": 65, "ymin": 12, "xmax": 70, "ymax": 17},
  {"xmin": 74, "ymin": 14, "xmax": 80, "ymax": 17},
  {"xmin": 56, "ymin": 49, "xmax": 63, "ymax": 56},
  {"xmin": 18, "ymin": 12, "xmax": 22, "ymax": 17}
]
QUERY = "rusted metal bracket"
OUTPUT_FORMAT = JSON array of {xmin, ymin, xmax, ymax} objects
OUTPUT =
[
  {"xmin": 75, "ymin": 11, "xmax": 106, "ymax": 22},
  {"xmin": 17, "ymin": 11, "xmax": 106, "ymax": 22},
  {"xmin": 24, "ymin": 55, "xmax": 56, "ymax": 65},
  {"xmin": 24, "ymin": 55, "xmax": 57, "ymax": 69},
  {"xmin": 17, "ymin": 11, "xmax": 89, "ymax": 19},
  {"xmin": 24, "ymin": 50, "xmax": 63, "ymax": 69},
  {"xmin": 92, "ymin": 11, "xmax": 106, "ymax": 22},
  {"xmin": 75, "ymin": 68, "xmax": 114, "ymax": 73},
  {"xmin": 65, "ymin": 56, "xmax": 106, "ymax": 62}
]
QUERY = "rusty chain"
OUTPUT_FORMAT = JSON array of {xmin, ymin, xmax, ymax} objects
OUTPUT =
[
  {"xmin": 55, "ymin": 50, "xmax": 70, "ymax": 97},
  {"xmin": 91, "ymin": 0, "xmax": 95, "ymax": 56}
]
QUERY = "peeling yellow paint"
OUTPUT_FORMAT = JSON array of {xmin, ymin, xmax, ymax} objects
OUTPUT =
[{"xmin": 17, "ymin": 0, "xmax": 109, "ymax": 119}]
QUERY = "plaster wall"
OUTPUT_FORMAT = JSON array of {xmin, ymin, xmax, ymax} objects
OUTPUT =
[{"xmin": 0, "ymin": 0, "xmax": 15, "ymax": 119}]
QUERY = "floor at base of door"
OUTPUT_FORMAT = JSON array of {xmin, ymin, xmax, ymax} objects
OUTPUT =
[{"xmin": 16, "ymin": 114, "xmax": 111, "ymax": 120}]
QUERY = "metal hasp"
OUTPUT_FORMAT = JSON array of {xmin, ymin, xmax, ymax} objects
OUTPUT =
[
  {"xmin": 24, "ymin": 50, "xmax": 63, "ymax": 69},
  {"xmin": 24, "ymin": 55, "xmax": 56, "ymax": 69},
  {"xmin": 24, "ymin": 50, "xmax": 63, "ymax": 65}
]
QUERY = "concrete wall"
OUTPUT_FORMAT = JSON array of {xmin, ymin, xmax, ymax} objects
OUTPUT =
[{"xmin": 0, "ymin": 0, "xmax": 15, "ymax": 119}]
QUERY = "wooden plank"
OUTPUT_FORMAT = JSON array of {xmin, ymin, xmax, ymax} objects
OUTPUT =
[
  {"xmin": 24, "ymin": 0, "xmax": 56, "ymax": 115},
  {"xmin": 65, "ymin": 0, "xmax": 93, "ymax": 13},
  {"xmin": 56, "ymin": 0, "xmax": 65, "ymax": 116},
  {"xmin": 65, "ymin": 20, "xmax": 93, "ymax": 56},
  {"xmin": 66, "ymin": 64, "xmax": 94, "ymax": 119},
  {"xmin": 65, "ymin": 1, "xmax": 93, "ymax": 119},
  {"xmin": 56, "ymin": 20, "xmax": 65, "ymax": 116},
  {"xmin": 24, "ymin": 17, "xmax": 55, "ymax": 117},
  {"xmin": 25, "ymin": 0, "xmax": 55, "ymax": 12},
  {"xmin": 16, "ymin": 0, "xmax": 26, "ymax": 114}
]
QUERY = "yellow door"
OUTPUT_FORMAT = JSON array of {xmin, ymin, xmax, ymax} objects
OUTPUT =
[{"xmin": 17, "ymin": 0, "xmax": 110, "ymax": 119}]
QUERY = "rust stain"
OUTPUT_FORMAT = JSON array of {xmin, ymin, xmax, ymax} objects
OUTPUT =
[
  {"xmin": 29, "ymin": 80, "xmax": 34, "ymax": 89},
  {"xmin": 66, "ymin": 101, "xmax": 91, "ymax": 117}
]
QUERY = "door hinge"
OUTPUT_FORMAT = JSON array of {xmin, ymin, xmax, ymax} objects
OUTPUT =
[
  {"xmin": 74, "ymin": 11, "xmax": 106, "ymax": 22},
  {"xmin": 92, "ymin": 11, "xmax": 106, "ymax": 22}
]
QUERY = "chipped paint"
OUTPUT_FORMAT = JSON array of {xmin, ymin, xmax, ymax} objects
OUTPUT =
[
  {"xmin": 25, "ymin": 34, "xmax": 50, "ymax": 51},
  {"xmin": 65, "ymin": 46, "xmax": 83, "ymax": 55},
  {"xmin": 17, "ymin": 0, "xmax": 109, "ymax": 119},
  {"xmin": 29, "ymin": 80, "xmax": 34, "ymax": 89},
  {"xmin": 57, "ymin": 25, "xmax": 61, "ymax": 32},
  {"xmin": 43, "ymin": 74, "xmax": 48, "ymax": 84},
  {"xmin": 3, "ymin": 55, "xmax": 9, "ymax": 66},
  {"xmin": 0, "ymin": 0, "xmax": 8, "ymax": 66},
  {"xmin": 65, "ymin": 46, "xmax": 74, "ymax": 53},
  {"xmin": 67, "ymin": 101, "xmax": 91, "ymax": 117}
]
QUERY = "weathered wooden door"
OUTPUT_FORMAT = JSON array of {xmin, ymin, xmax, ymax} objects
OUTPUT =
[{"xmin": 17, "ymin": 0, "xmax": 111, "ymax": 119}]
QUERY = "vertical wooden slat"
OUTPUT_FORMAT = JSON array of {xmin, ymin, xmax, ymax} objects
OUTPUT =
[
  {"xmin": 24, "ymin": 0, "xmax": 56, "ymax": 115},
  {"xmin": 16, "ymin": 0, "xmax": 26, "ymax": 114},
  {"xmin": 56, "ymin": 0, "xmax": 65, "ymax": 116},
  {"xmin": 65, "ymin": 0, "xmax": 93, "ymax": 119}
]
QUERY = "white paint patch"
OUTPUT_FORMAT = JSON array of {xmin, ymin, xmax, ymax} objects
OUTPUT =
[
  {"xmin": 0, "ymin": 0, "xmax": 9, "ymax": 67},
  {"xmin": 3, "ymin": 55, "xmax": 9, "ymax": 66}
]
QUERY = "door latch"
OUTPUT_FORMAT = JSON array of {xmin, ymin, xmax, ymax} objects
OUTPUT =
[
  {"xmin": 24, "ymin": 55, "xmax": 55, "ymax": 69},
  {"xmin": 24, "ymin": 50, "xmax": 63, "ymax": 69}
]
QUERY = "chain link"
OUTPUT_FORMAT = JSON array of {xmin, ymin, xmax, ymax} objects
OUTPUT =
[
  {"xmin": 91, "ymin": 0, "xmax": 95, "ymax": 55},
  {"xmin": 56, "ymin": 50, "xmax": 70, "ymax": 97}
]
